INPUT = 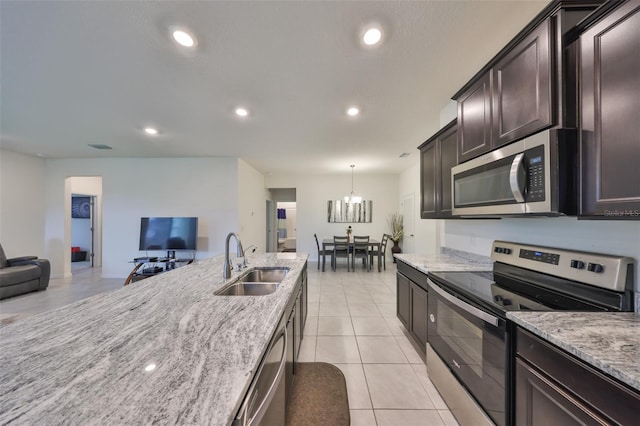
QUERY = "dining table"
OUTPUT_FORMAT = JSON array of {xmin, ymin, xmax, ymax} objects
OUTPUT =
[{"xmin": 321, "ymin": 238, "xmax": 382, "ymax": 272}]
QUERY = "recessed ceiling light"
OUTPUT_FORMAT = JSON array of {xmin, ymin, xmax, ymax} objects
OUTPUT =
[
  {"xmin": 363, "ymin": 27, "xmax": 382, "ymax": 46},
  {"xmin": 346, "ymin": 107, "xmax": 360, "ymax": 117},
  {"xmin": 399, "ymin": 152, "xmax": 411, "ymax": 158},
  {"xmin": 144, "ymin": 127, "xmax": 159, "ymax": 135},
  {"xmin": 144, "ymin": 363, "xmax": 157, "ymax": 372},
  {"xmin": 171, "ymin": 27, "xmax": 197, "ymax": 48},
  {"xmin": 235, "ymin": 107, "xmax": 249, "ymax": 117}
]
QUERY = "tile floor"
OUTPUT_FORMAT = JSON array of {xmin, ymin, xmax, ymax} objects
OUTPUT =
[
  {"xmin": 304, "ymin": 262, "xmax": 459, "ymax": 425},
  {"xmin": 0, "ymin": 259, "xmax": 459, "ymax": 425}
]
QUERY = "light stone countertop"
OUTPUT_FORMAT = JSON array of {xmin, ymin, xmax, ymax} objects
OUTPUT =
[
  {"xmin": 0, "ymin": 252, "xmax": 309, "ymax": 425},
  {"xmin": 508, "ymin": 311, "xmax": 640, "ymax": 392},
  {"xmin": 394, "ymin": 247, "xmax": 494, "ymax": 273}
]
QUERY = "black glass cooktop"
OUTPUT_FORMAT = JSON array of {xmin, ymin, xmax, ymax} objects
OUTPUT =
[{"xmin": 428, "ymin": 265, "xmax": 620, "ymax": 318}]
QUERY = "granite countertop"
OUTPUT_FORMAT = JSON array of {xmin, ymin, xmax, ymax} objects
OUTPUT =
[
  {"xmin": 508, "ymin": 311, "xmax": 640, "ymax": 392},
  {"xmin": 0, "ymin": 252, "xmax": 309, "ymax": 425},
  {"xmin": 394, "ymin": 247, "xmax": 494, "ymax": 273}
]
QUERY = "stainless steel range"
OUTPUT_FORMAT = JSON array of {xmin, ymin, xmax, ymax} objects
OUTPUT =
[{"xmin": 426, "ymin": 241, "xmax": 635, "ymax": 426}]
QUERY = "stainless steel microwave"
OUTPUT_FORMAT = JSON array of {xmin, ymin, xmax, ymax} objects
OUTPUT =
[{"xmin": 451, "ymin": 129, "xmax": 577, "ymax": 216}]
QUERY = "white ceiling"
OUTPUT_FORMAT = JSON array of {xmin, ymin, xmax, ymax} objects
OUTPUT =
[{"xmin": 0, "ymin": 0, "xmax": 547, "ymax": 175}]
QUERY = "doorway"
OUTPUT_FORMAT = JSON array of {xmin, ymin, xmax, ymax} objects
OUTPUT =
[
  {"xmin": 266, "ymin": 188, "xmax": 297, "ymax": 253},
  {"xmin": 66, "ymin": 176, "xmax": 103, "ymax": 276},
  {"xmin": 71, "ymin": 195, "xmax": 95, "ymax": 269},
  {"xmin": 401, "ymin": 193, "xmax": 415, "ymax": 253},
  {"xmin": 277, "ymin": 202, "xmax": 297, "ymax": 252}
]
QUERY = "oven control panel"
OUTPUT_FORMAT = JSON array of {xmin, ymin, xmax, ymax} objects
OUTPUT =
[
  {"xmin": 519, "ymin": 249, "xmax": 560, "ymax": 265},
  {"xmin": 491, "ymin": 241, "xmax": 634, "ymax": 293}
]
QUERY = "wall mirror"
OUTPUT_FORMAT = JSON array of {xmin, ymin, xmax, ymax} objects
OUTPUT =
[{"xmin": 327, "ymin": 200, "xmax": 372, "ymax": 223}]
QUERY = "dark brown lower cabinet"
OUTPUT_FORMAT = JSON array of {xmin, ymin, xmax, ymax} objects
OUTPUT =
[
  {"xmin": 396, "ymin": 272, "xmax": 410, "ymax": 329},
  {"xmin": 516, "ymin": 328, "xmax": 640, "ymax": 425},
  {"xmin": 515, "ymin": 359, "xmax": 607, "ymax": 425},
  {"xmin": 409, "ymin": 282, "xmax": 428, "ymax": 350},
  {"xmin": 396, "ymin": 261, "xmax": 429, "ymax": 354}
]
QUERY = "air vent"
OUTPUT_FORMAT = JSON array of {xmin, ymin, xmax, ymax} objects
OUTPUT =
[
  {"xmin": 88, "ymin": 144, "xmax": 112, "ymax": 150},
  {"xmin": 399, "ymin": 152, "xmax": 410, "ymax": 158}
]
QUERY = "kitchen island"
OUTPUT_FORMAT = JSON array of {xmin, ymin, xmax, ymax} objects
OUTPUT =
[{"xmin": 0, "ymin": 252, "xmax": 308, "ymax": 425}]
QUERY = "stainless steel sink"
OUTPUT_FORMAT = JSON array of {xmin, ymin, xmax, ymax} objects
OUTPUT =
[
  {"xmin": 216, "ymin": 282, "xmax": 279, "ymax": 296},
  {"xmin": 239, "ymin": 267, "xmax": 288, "ymax": 283},
  {"xmin": 214, "ymin": 267, "xmax": 289, "ymax": 296}
]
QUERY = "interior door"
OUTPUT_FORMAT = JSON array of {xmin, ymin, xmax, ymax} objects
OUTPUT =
[
  {"xmin": 401, "ymin": 193, "xmax": 415, "ymax": 253},
  {"xmin": 266, "ymin": 200, "xmax": 277, "ymax": 252}
]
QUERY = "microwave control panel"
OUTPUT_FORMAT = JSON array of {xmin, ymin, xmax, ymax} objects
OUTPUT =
[{"xmin": 525, "ymin": 145, "xmax": 545, "ymax": 201}]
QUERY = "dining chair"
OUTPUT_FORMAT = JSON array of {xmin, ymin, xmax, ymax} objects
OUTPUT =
[
  {"xmin": 370, "ymin": 233, "xmax": 390, "ymax": 272},
  {"xmin": 352, "ymin": 235, "xmax": 370, "ymax": 272},
  {"xmin": 314, "ymin": 234, "xmax": 333, "ymax": 271},
  {"xmin": 332, "ymin": 236, "xmax": 350, "ymax": 272}
]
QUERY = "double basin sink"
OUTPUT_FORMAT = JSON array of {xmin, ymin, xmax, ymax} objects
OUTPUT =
[{"xmin": 215, "ymin": 267, "xmax": 289, "ymax": 296}]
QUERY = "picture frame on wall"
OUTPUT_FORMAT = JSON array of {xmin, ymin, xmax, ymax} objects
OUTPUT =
[{"xmin": 71, "ymin": 196, "xmax": 91, "ymax": 219}]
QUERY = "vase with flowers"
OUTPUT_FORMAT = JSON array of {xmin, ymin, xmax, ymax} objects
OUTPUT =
[
  {"xmin": 387, "ymin": 213, "xmax": 404, "ymax": 262},
  {"xmin": 346, "ymin": 225, "xmax": 353, "ymax": 242}
]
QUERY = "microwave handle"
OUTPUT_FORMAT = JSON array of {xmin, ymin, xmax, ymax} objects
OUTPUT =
[{"xmin": 509, "ymin": 153, "xmax": 526, "ymax": 203}]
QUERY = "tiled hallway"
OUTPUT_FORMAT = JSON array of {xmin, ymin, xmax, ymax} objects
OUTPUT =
[
  {"xmin": 0, "ymin": 258, "xmax": 459, "ymax": 425},
  {"xmin": 304, "ymin": 262, "xmax": 459, "ymax": 426}
]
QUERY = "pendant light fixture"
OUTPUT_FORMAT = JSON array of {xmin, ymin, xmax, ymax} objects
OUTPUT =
[{"xmin": 344, "ymin": 165, "xmax": 363, "ymax": 204}]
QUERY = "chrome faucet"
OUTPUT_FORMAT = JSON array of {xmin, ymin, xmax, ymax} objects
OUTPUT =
[{"xmin": 224, "ymin": 232, "xmax": 245, "ymax": 279}]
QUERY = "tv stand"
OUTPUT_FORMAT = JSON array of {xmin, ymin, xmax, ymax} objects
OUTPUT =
[{"xmin": 124, "ymin": 257, "xmax": 194, "ymax": 285}]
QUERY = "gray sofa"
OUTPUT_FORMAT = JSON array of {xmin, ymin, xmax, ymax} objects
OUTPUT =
[{"xmin": 0, "ymin": 244, "xmax": 51, "ymax": 300}]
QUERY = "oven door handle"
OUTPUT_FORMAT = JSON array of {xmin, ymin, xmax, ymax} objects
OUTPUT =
[
  {"xmin": 509, "ymin": 153, "xmax": 526, "ymax": 203},
  {"xmin": 428, "ymin": 279, "xmax": 500, "ymax": 327}
]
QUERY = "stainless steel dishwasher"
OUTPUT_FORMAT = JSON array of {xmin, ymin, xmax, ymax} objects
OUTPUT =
[{"xmin": 234, "ymin": 327, "xmax": 287, "ymax": 425}]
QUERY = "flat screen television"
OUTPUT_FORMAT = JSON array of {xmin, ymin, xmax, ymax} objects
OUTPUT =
[{"xmin": 139, "ymin": 217, "xmax": 198, "ymax": 251}]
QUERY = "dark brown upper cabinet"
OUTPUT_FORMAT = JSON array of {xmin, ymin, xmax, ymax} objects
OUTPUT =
[
  {"xmin": 579, "ymin": 0, "xmax": 640, "ymax": 218},
  {"xmin": 493, "ymin": 19, "xmax": 552, "ymax": 146},
  {"xmin": 419, "ymin": 120, "xmax": 458, "ymax": 219},
  {"xmin": 453, "ymin": 1, "xmax": 601, "ymax": 164},
  {"xmin": 457, "ymin": 73, "xmax": 492, "ymax": 163}
]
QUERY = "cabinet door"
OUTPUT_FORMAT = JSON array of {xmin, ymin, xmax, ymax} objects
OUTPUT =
[
  {"xmin": 458, "ymin": 71, "xmax": 492, "ymax": 163},
  {"xmin": 515, "ymin": 359, "xmax": 607, "ymax": 426},
  {"xmin": 409, "ymin": 282, "xmax": 428, "ymax": 352},
  {"xmin": 438, "ymin": 125, "xmax": 458, "ymax": 218},
  {"xmin": 580, "ymin": 1, "xmax": 640, "ymax": 218},
  {"xmin": 396, "ymin": 272, "xmax": 411, "ymax": 329},
  {"xmin": 493, "ymin": 19, "xmax": 553, "ymax": 146},
  {"xmin": 420, "ymin": 140, "xmax": 438, "ymax": 219}
]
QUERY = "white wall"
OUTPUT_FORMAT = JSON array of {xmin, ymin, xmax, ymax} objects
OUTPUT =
[
  {"xmin": 45, "ymin": 157, "xmax": 240, "ymax": 278},
  {"xmin": 398, "ymin": 159, "xmax": 439, "ymax": 255},
  {"xmin": 266, "ymin": 173, "xmax": 400, "ymax": 263},
  {"xmin": 237, "ymin": 159, "xmax": 266, "ymax": 253},
  {"xmin": 0, "ymin": 150, "xmax": 46, "ymax": 257}
]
